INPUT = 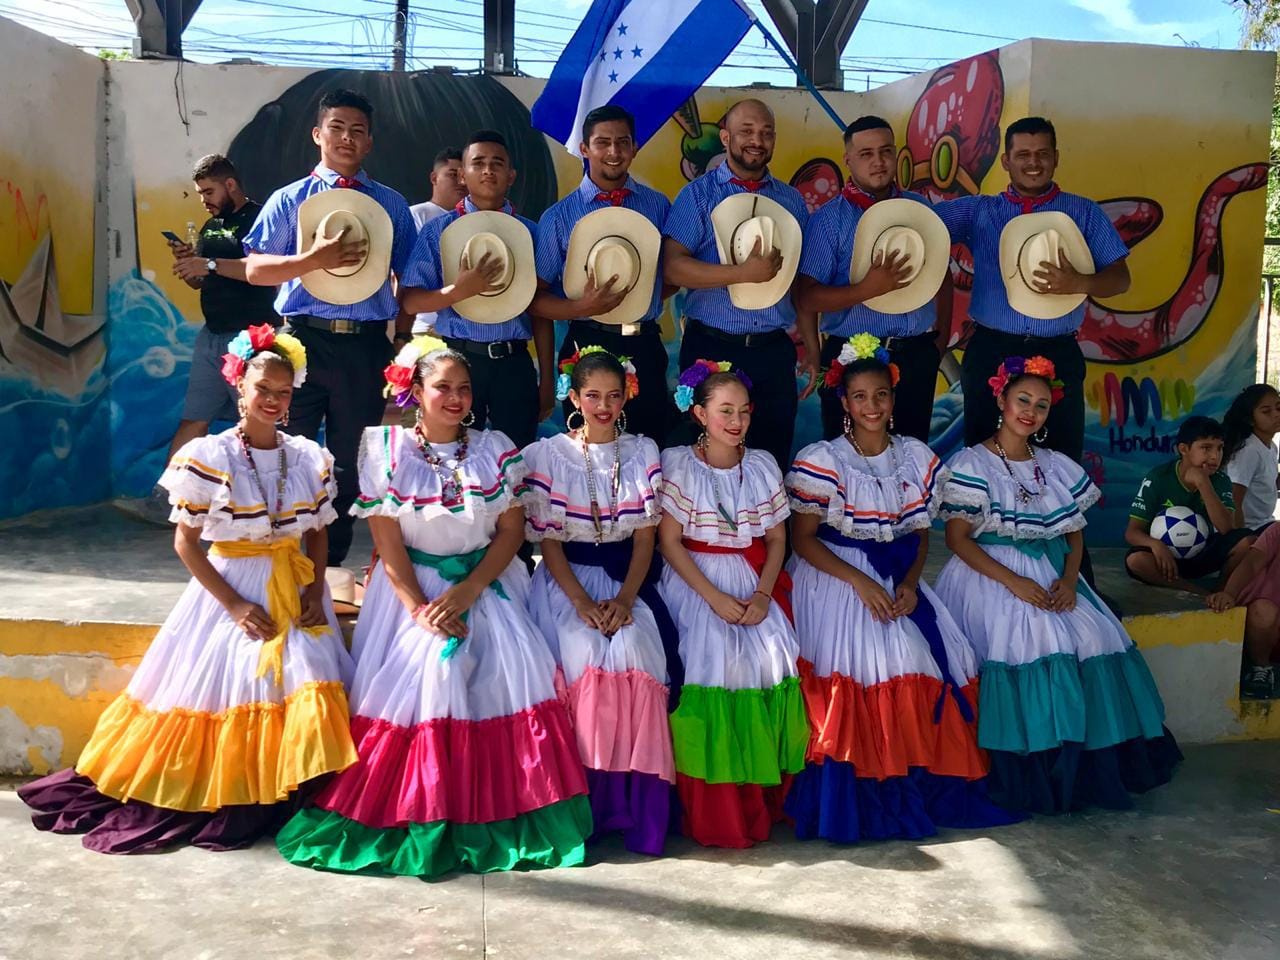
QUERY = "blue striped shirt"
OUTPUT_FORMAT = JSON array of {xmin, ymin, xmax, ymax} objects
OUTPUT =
[
  {"xmin": 400, "ymin": 197, "xmax": 538, "ymax": 342},
  {"xmin": 798, "ymin": 189, "xmax": 937, "ymax": 338},
  {"xmin": 935, "ymin": 186, "xmax": 1128, "ymax": 337},
  {"xmin": 663, "ymin": 163, "xmax": 810, "ymax": 334},
  {"xmin": 241, "ymin": 164, "xmax": 416, "ymax": 322},
  {"xmin": 534, "ymin": 174, "xmax": 671, "ymax": 325}
]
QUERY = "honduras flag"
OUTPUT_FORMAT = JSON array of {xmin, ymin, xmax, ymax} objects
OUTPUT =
[{"xmin": 532, "ymin": 0, "xmax": 754, "ymax": 151}]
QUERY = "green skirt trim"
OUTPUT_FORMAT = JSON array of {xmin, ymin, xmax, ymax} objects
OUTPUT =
[{"xmin": 671, "ymin": 677, "xmax": 810, "ymax": 785}]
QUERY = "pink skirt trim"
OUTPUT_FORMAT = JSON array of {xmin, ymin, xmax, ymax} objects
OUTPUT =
[{"xmin": 561, "ymin": 667, "xmax": 676, "ymax": 782}]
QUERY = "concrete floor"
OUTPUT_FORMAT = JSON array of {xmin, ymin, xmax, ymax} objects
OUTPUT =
[
  {"xmin": 1, "ymin": 743, "xmax": 1276, "ymax": 960},
  {"xmin": 0, "ymin": 503, "xmax": 1200, "ymax": 626}
]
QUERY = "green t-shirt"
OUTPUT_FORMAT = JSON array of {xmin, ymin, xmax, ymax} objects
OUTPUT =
[{"xmin": 1129, "ymin": 458, "xmax": 1234, "ymax": 527}]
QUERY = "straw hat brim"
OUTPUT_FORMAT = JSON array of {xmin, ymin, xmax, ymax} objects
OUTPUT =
[
  {"xmin": 563, "ymin": 206, "xmax": 661, "ymax": 326},
  {"xmin": 848, "ymin": 197, "xmax": 951, "ymax": 314},
  {"xmin": 439, "ymin": 211, "xmax": 537, "ymax": 324},
  {"xmin": 296, "ymin": 189, "xmax": 393, "ymax": 306},
  {"xmin": 710, "ymin": 193, "xmax": 803, "ymax": 311},
  {"xmin": 998, "ymin": 211, "xmax": 1096, "ymax": 320}
]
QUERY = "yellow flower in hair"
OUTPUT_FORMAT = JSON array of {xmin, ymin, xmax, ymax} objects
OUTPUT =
[
  {"xmin": 848, "ymin": 332, "xmax": 882, "ymax": 361},
  {"xmin": 270, "ymin": 333, "xmax": 308, "ymax": 387},
  {"xmin": 716, "ymin": 361, "xmax": 733, "ymax": 373}
]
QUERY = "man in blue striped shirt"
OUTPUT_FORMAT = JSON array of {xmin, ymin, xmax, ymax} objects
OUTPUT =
[
  {"xmin": 796, "ymin": 115, "xmax": 953, "ymax": 442},
  {"xmin": 934, "ymin": 116, "xmax": 1131, "ymax": 463},
  {"xmin": 242, "ymin": 89, "xmax": 418, "ymax": 567},
  {"xmin": 532, "ymin": 105, "xmax": 675, "ymax": 442},
  {"xmin": 401, "ymin": 130, "xmax": 548, "ymax": 449},
  {"xmin": 663, "ymin": 99, "xmax": 820, "ymax": 471}
]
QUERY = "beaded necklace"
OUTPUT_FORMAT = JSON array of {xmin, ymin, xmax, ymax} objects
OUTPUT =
[
  {"xmin": 577, "ymin": 428, "xmax": 622, "ymax": 543},
  {"xmin": 414, "ymin": 422, "xmax": 469, "ymax": 504},
  {"xmin": 237, "ymin": 426, "xmax": 288, "ymax": 533},
  {"xmin": 847, "ymin": 432, "xmax": 911, "ymax": 494},
  {"xmin": 697, "ymin": 433, "xmax": 744, "ymax": 535},
  {"xmin": 992, "ymin": 436, "xmax": 1046, "ymax": 504}
]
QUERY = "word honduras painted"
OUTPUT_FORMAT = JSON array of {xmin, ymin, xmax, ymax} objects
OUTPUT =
[
  {"xmin": 823, "ymin": 332, "xmax": 901, "ymax": 394},
  {"xmin": 555, "ymin": 345, "xmax": 640, "ymax": 402},
  {"xmin": 220, "ymin": 323, "xmax": 308, "ymax": 388},
  {"xmin": 530, "ymin": 0, "xmax": 753, "ymax": 151},
  {"xmin": 674, "ymin": 359, "xmax": 753, "ymax": 412}
]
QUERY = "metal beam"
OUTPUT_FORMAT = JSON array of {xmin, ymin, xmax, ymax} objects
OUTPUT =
[
  {"xmin": 759, "ymin": 0, "xmax": 867, "ymax": 90},
  {"xmin": 124, "ymin": 0, "xmax": 203, "ymax": 59},
  {"xmin": 483, "ymin": 0, "xmax": 515, "ymax": 74}
]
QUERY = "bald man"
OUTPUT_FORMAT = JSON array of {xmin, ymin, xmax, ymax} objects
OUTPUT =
[{"xmin": 663, "ymin": 98, "xmax": 819, "ymax": 471}]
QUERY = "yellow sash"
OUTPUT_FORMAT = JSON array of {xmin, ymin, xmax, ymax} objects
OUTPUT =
[{"xmin": 210, "ymin": 538, "xmax": 328, "ymax": 685}]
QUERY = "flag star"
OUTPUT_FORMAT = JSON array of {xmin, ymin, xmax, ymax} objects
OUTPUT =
[
  {"xmin": 608, "ymin": 70, "xmax": 619, "ymax": 83},
  {"xmin": 631, "ymin": 45, "xmax": 643, "ymax": 58},
  {"xmin": 617, "ymin": 23, "xmax": 628, "ymax": 36},
  {"xmin": 613, "ymin": 47, "xmax": 623, "ymax": 60},
  {"xmin": 598, "ymin": 51, "xmax": 607, "ymax": 63}
]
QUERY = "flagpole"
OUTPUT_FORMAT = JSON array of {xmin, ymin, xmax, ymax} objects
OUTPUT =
[{"xmin": 741, "ymin": 11, "xmax": 846, "ymax": 132}]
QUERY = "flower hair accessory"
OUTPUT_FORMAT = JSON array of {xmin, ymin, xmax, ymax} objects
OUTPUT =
[
  {"xmin": 382, "ymin": 334, "xmax": 451, "ymax": 407},
  {"xmin": 674, "ymin": 359, "xmax": 754, "ymax": 412},
  {"xmin": 822, "ymin": 332, "xmax": 900, "ymax": 395},
  {"xmin": 220, "ymin": 323, "xmax": 308, "ymax": 388},
  {"xmin": 987, "ymin": 355, "xmax": 1065, "ymax": 404},
  {"xmin": 555, "ymin": 345, "xmax": 640, "ymax": 402}
]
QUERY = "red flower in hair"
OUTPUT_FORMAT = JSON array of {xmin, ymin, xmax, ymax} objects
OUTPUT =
[
  {"xmin": 247, "ymin": 323, "xmax": 276, "ymax": 352},
  {"xmin": 220, "ymin": 353, "xmax": 246, "ymax": 386},
  {"xmin": 383, "ymin": 363, "xmax": 414, "ymax": 395},
  {"xmin": 824, "ymin": 364, "xmax": 844, "ymax": 389}
]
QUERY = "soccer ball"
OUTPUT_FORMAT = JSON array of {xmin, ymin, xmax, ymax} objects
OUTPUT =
[{"xmin": 1149, "ymin": 506, "xmax": 1209, "ymax": 559}]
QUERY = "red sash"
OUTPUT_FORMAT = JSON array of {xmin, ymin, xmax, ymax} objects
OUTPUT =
[{"xmin": 681, "ymin": 537, "xmax": 794, "ymax": 625}]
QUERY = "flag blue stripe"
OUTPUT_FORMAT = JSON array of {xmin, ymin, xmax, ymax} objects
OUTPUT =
[{"xmin": 531, "ymin": 0, "xmax": 628, "ymax": 143}]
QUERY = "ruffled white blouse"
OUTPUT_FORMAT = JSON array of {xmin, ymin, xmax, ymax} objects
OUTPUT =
[{"xmin": 659, "ymin": 446, "xmax": 790, "ymax": 548}]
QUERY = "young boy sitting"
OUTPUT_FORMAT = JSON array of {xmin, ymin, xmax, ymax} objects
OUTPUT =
[{"xmin": 1124, "ymin": 416, "xmax": 1255, "ymax": 608}]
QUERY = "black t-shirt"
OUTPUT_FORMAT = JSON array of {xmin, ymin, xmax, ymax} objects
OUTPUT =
[{"xmin": 196, "ymin": 200, "xmax": 277, "ymax": 333}]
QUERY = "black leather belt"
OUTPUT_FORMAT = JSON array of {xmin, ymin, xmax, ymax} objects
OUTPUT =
[
  {"xmin": 572, "ymin": 318, "xmax": 655, "ymax": 337},
  {"xmin": 285, "ymin": 315, "xmax": 389, "ymax": 336},
  {"xmin": 444, "ymin": 337, "xmax": 528, "ymax": 359},
  {"xmin": 687, "ymin": 318, "xmax": 790, "ymax": 348}
]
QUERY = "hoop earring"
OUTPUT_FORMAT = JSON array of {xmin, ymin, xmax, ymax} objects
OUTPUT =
[
  {"xmin": 566, "ymin": 409, "xmax": 585, "ymax": 432},
  {"xmin": 996, "ymin": 413, "xmax": 1004, "ymax": 431},
  {"xmin": 237, "ymin": 396, "xmax": 248, "ymax": 419},
  {"xmin": 696, "ymin": 430, "xmax": 709, "ymax": 453},
  {"xmin": 278, "ymin": 410, "xmax": 289, "ymax": 428},
  {"xmin": 888, "ymin": 414, "xmax": 895, "ymax": 432},
  {"xmin": 1034, "ymin": 424, "xmax": 1048, "ymax": 443},
  {"xmin": 461, "ymin": 410, "xmax": 476, "ymax": 427},
  {"xmin": 842, "ymin": 413, "xmax": 853, "ymax": 436},
  {"xmin": 616, "ymin": 411, "xmax": 628, "ymax": 435}
]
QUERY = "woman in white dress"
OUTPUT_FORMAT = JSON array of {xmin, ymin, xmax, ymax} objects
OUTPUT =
[
  {"xmin": 19, "ymin": 324, "xmax": 356, "ymax": 853},
  {"xmin": 276, "ymin": 336, "xmax": 592, "ymax": 877},
  {"xmin": 784, "ymin": 334, "xmax": 1014, "ymax": 843},
  {"xmin": 658, "ymin": 359, "xmax": 809, "ymax": 848},
  {"xmin": 934, "ymin": 355, "xmax": 1180, "ymax": 814},
  {"xmin": 521, "ymin": 346, "xmax": 676, "ymax": 856}
]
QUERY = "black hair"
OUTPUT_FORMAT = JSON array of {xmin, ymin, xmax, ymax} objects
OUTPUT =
[
  {"xmin": 694, "ymin": 371, "xmax": 751, "ymax": 410},
  {"xmin": 1001, "ymin": 372, "xmax": 1055, "ymax": 398},
  {"xmin": 191, "ymin": 154, "xmax": 239, "ymax": 182},
  {"xmin": 570, "ymin": 351, "xmax": 626, "ymax": 394},
  {"xmin": 466, "ymin": 129, "xmax": 508, "ymax": 150},
  {"xmin": 244, "ymin": 349, "xmax": 294, "ymax": 381},
  {"xmin": 1176, "ymin": 415, "xmax": 1224, "ymax": 448},
  {"xmin": 842, "ymin": 115, "xmax": 893, "ymax": 145},
  {"xmin": 1222, "ymin": 384, "xmax": 1279, "ymax": 462},
  {"xmin": 582, "ymin": 105, "xmax": 636, "ymax": 143},
  {"xmin": 840, "ymin": 357, "xmax": 895, "ymax": 394},
  {"xmin": 433, "ymin": 147, "xmax": 462, "ymax": 167},
  {"xmin": 1004, "ymin": 116, "xmax": 1056, "ymax": 153},
  {"xmin": 317, "ymin": 89, "xmax": 374, "ymax": 130},
  {"xmin": 412, "ymin": 345, "xmax": 470, "ymax": 387}
]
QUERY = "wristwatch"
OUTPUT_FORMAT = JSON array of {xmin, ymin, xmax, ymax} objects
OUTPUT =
[{"xmin": 205, "ymin": 258, "xmax": 217, "ymax": 274}]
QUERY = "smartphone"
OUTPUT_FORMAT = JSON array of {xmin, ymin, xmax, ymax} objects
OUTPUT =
[{"xmin": 161, "ymin": 230, "xmax": 183, "ymax": 244}]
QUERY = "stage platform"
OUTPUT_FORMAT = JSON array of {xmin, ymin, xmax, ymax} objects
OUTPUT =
[{"xmin": 0, "ymin": 503, "xmax": 1274, "ymax": 776}]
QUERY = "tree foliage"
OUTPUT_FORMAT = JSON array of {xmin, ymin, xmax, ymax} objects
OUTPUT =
[{"xmin": 1230, "ymin": 2, "xmax": 1280, "ymax": 269}]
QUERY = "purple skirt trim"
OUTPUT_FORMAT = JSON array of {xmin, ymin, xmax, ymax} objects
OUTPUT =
[
  {"xmin": 17, "ymin": 768, "xmax": 307, "ymax": 855},
  {"xmin": 585, "ymin": 768, "xmax": 672, "ymax": 857}
]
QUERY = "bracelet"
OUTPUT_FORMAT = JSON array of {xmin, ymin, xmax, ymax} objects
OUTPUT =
[
  {"xmin": 411, "ymin": 602, "xmax": 429, "ymax": 619},
  {"xmin": 752, "ymin": 590, "xmax": 771, "ymax": 602}
]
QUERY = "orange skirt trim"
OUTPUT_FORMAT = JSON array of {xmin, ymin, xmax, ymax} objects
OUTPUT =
[
  {"xmin": 797, "ymin": 658, "xmax": 987, "ymax": 781},
  {"xmin": 76, "ymin": 680, "xmax": 358, "ymax": 812}
]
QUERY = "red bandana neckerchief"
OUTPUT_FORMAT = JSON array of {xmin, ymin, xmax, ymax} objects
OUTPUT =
[
  {"xmin": 454, "ymin": 199, "xmax": 515, "ymax": 216},
  {"xmin": 594, "ymin": 188, "xmax": 633, "ymax": 207},
  {"xmin": 1001, "ymin": 182, "xmax": 1061, "ymax": 215},
  {"xmin": 729, "ymin": 176, "xmax": 768, "ymax": 193},
  {"xmin": 312, "ymin": 169, "xmax": 362, "ymax": 189},
  {"xmin": 842, "ymin": 180, "xmax": 900, "ymax": 211}
]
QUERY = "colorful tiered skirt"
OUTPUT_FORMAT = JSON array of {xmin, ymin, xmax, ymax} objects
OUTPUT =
[
  {"xmin": 19, "ymin": 543, "xmax": 357, "ymax": 853},
  {"xmin": 784, "ymin": 529, "xmax": 1017, "ymax": 842},
  {"xmin": 935, "ymin": 533, "xmax": 1181, "ymax": 814},
  {"xmin": 530, "ymin": 539, "xmax": 677, "ymax": 855},
  {"xmin": 659, "ymin": 538, "xmax": 810, "ymax": 848},
  {"xmin": 277, "ymin": 549, "xmax": 592, "ymax": 876}
]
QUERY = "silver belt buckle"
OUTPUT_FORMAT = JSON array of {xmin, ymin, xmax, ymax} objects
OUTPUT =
[
  {"xmin": 619, "ymin": 322, "xmax": 642, "ymax": 337},
  {"xmin": 333, "ymin": 319, "xmax": 358, "ymax": 335},
  {"xmin": 486, "ymin": 341, "xmax": 507, "ymax": 359}
]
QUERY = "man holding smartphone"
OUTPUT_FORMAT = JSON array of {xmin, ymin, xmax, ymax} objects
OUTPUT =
[{"xmin": 130, "ymin": 153, "xmax": 278, "ymax": 522}]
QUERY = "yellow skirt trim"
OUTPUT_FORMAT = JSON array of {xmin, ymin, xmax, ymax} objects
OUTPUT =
[{"xmin": 75, "ymin": 680, "xmax": 358, "ymax": 812}]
